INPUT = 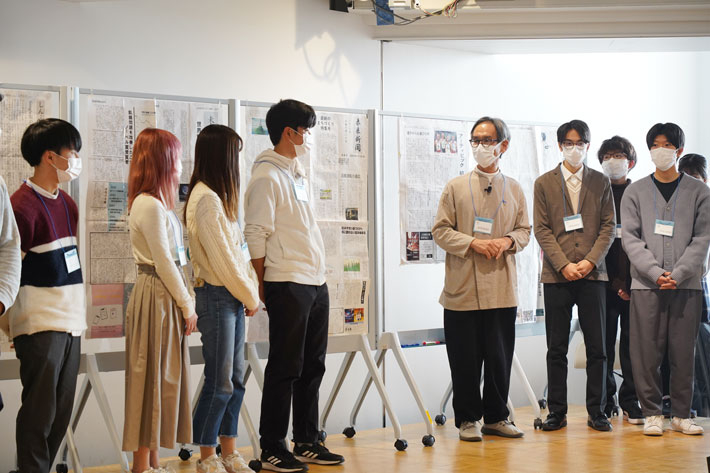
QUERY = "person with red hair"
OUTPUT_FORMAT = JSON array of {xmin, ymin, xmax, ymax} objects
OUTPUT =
[{"xmin": 122, "ymin": 128, "xmax": 197, "ymax": 473}]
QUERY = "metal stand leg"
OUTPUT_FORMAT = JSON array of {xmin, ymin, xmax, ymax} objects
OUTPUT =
[
  {"xmin": 319, "ymin": 352, "xmax": 357, "ymax": 435},
  {"xmin": 348, "ymin": 349, "xmax": 385, "ymax": 430},
  {"xmin": 436, "ymin": 381, "xmax": 453, "ymax": 425},
  {"xmin": 57, "ymin": 374, "xmax": 92, "ymax": 469},
  {"xmin": 64, "ymin": 425, "xmax": 82, "ymax": 473}
]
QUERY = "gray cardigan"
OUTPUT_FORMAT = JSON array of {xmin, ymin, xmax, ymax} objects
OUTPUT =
[{"xmin": 621, "ymin": 174, "xmax": 710, "ymax": 290}]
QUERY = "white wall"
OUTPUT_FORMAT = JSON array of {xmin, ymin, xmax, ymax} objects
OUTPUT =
[
  {"xmin": 0, "ymin": 0, "xmax": 383, "ymax": 470},
  {"xmin": 2, "ymin": 0, "xmax": 710, "ymax": 469},
  {"xmin": 380, "ymin": 40, "xmax": 710, "ymax": 427}
]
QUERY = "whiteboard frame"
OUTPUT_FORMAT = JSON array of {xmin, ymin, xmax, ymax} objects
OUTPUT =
[{"xmin": 239, "ymin": 101, "xmax": 380, "ymax": 349}]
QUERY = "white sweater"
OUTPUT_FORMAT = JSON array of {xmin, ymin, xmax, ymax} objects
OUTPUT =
[
  {"xmin": 244, "ymin": 149, "xmax": 326, "ymax": 286},
  {"xmin": 185, "ymin": 182, "xmax": 260, "ymax": 310},
  {"xmin": 128, "ymin": 194, "xmax": 194, "ymax": 318}
]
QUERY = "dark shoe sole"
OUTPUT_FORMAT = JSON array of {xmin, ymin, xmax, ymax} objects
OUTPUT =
[{"xmin": 541, "ymin": 419, "xmax": 567, "ymax": 431}]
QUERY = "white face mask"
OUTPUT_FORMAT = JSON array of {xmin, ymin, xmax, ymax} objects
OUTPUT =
[
  {"xmin": 650, "ymin": 147, "xmax": 677, "ymax": 171},
  {"xmin": 471, "ymin": 143, "xmax": 500, "ymax": 169},
  {"xmin": 601, "ymin": 158, "xmax": 629, "ymax": 181},
  {"xmin": 562, "ymin": 146, "xmax": 586, "ymax": 167},
  {"xmin": 50, "ymin": 152, "xmax": 82, "ymax": 183},
  {"xmin": 290, "ymin": 128, "xmax": 312, "ymax": 158}
]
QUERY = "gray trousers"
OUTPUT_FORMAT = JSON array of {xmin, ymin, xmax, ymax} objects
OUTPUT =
[{"xmin": 630, "ymin": 289, "xmax": 701, "ymax": 418}]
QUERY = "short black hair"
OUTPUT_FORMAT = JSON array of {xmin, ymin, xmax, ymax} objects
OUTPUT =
[
  {"xmin": 556, "ymin": 119, "xmax": 590, "ymax": 144},
  {"xmin": 597, "ymin": 135, "xmax": 637, "ymax": 166},
  {"xmin": 646, "ymin": 122, "xmax": 684, "ymax": 150},
  {"xmin": 678, "ymin": 153, "xmax": 707, "ymax": 181},
  {"xmin": 20, "ymin": 118, "xmax": 82, "ymax": 167},
  {"xmin": 471, "ymin": 116, "xmax": 510, "ymax": 143},
  {"xmin": 265, "ymin": 99, "xmax": 317, "ymax": 146}
]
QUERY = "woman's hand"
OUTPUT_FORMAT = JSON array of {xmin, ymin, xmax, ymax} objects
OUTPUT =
[{"xmin": 184, "ymin": 313, "xmax": 198, "ymax": 335}]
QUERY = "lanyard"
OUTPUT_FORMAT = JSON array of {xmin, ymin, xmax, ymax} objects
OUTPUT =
[
  {"xmin": 254, "ymin": 160, "xmax": 303, "ymax": 185},
  {"xmin": 29, "ymin": 184, "xmax": 73, "ymax": 249},
  {"xmin": 652, "ymin": 175, "xmax": 680, "ymax": 222},
  {"xmin": 560, "ymin": 165, "xmax": 583, "ymax": 216},
  {"xmin": 468, "ymin": 171, "xmax": 506, "ymax": 220}
]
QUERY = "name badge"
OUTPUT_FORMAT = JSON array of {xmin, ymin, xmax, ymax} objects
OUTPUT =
[
  {"xmin": 241, "ymin": 241, "xmax": 251, "ymax": 262},
  {"xmin": 293, "ymin": 182, "xmax": 309, "ymax": 202},
  {"xmin": 563, "ymin": 214, "xmax": 584, "ymax": 232},
  {"xmin": 177, "ymin": 245, "xmax": 187, "ymax": 266},
  {"xmin": 473, "ymin": 217, "xmax": 494, "ymax": 235},
  {"xmin": 654, "ymin": 219, "xmax": 674, "ymax": 237},
  {"xmin": 616, "ymin": 224, "xmax": 622, "ymax": 239},
  {"xmin": 64, "ymin": 248, "xmax": 81, "ymax": 273}
]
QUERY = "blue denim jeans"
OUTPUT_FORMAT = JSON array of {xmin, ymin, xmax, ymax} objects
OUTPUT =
[{"xmin": 192, "ymin": 282, "xmax": 247, "ymax": 446}]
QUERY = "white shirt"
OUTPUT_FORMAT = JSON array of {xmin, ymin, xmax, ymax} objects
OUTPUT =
[{"xmin": 560, "ymin": 163, "xmax": 584, "ymax": 214}]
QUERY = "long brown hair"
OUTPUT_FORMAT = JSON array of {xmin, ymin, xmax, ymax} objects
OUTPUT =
[
  {"xmin": 128, "ymin": 128, "xmax": 181, "ymax": 211},
  {"xmin": 184, "ymin": 124, "xmax": 242, "ymax": 222}
]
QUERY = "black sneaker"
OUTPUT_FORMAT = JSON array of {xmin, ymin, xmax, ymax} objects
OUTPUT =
[
  {"xmin": 587, "ymin": 413, "xmax": 613, "ymax": 432},
  {"xmin": 260, "ymin": 448, "xmax": 309, "ymax": 472},
  {"xmin": 293, "ymin": 442, "xmax": 345, "ymax": 465},
  {"xmin": 622, "ymin": 402, "xmax": 644, "ymax": 425},
  {"xmin": 541, "ymin": 412, "xmax": 567, "ymax": 431}
]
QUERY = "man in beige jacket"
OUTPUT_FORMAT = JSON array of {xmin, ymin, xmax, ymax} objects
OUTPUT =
[
  {"xmin": 433, "ymin": 117, "xmax": 531, "ymax": 442},
  {"xmin": 533, "ymin": 119, "xmax": 616, "ymax": 432}
]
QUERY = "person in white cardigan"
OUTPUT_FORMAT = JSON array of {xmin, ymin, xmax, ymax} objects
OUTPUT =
[
  {"xmin": 123, "ymin": 128, "xmax": 197, "ymax": 473},
  {"xmin": 184, "ymin": 125, "xmax": 260, "ymax": 473}
]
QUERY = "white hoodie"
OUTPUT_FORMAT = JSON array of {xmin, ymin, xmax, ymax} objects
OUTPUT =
[{"xmin": 244, "ymin": 149, "xmax": 326, "ymax": 285}]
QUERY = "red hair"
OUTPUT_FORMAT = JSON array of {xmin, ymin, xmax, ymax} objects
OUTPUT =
[{"xmin": 127, "ymin": 128, "xmax": 181, "ymax": 211}]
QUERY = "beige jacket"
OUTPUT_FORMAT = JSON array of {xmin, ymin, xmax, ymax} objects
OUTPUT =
[
  {"xmin": 432, "ymin": 170, "xmax": 531, "ymax": 311},
  {"xmin": 533, "ymin": 163, "xmax": 616, "ymax": 283}
]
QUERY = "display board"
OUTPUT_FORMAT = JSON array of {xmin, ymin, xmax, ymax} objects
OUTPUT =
[
  {"xmin": 77, "ymin": 89, "xmax": 231, "ymax": 339},
  {"xmin": 384, "ymin": 112, "xmax": 560, "ymax": 333},
  {"xmin": 240, "ymin": 103, "xmax": 374, "ymax": 341},
  {"xmin": 0, "ymin": 84, "xmax": 65, "ymax": 352}
]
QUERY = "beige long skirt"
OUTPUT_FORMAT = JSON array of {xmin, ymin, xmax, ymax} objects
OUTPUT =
[{"xmin": 122, "ymin": 265, "xmax": 191, "ymax": 452}]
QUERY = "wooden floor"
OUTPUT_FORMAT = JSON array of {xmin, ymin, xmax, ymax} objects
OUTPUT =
[{"xmin": 87, "ymin": 406, "xmax": 710, "ymax": 473}]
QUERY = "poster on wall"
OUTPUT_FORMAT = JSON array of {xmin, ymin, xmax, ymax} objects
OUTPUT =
[
  {"xmin": 82, "ymin": 94, "xmax": 228, "ymax": 338},
  {"xmin": 241, "ymin": 105, "xmax": 371, "ymax": 338},
  {"xmin": 398, "ymin": 117, "xmax": 471, "ymax": 264},
  {"xmin": 0, "ymin": 87, "xmax": 61, "ymax": 350}
]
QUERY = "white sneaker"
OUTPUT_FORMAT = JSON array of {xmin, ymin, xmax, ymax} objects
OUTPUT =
[
  {"xmin": 459, "ymin": 420, "xmax": 482, "ymax": 442},
  {"xmin": 222, "ymin": 452, "xmax": 255, "ymax": 473},
  {"xmin": 643, "ymin": 415, "xmax": 664, "ymax": 436},
  {"xmin": 196, "ymin": 454, "xmax": 227, "ymax": 473},
  {"xmin": 670, "ymin": 417, "xmax": 704, "ymax": 435},
  {"xmin": 482, "ymin": 420, "xmax": 524, "ymax": 438}
]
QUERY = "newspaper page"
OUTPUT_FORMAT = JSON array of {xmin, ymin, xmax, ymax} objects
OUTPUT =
[
  {"xmin": 399, "ymin": 117, "xmax": 471, "ymax": 263},
  {"xmin": 0, "ymin": 88, "xmax": 60, "ymax": 195}
]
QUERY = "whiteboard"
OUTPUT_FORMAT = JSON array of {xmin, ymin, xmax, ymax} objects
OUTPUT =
[{"xmin": 382, "ymin": 111, "xmax": 559, "ymax": 335}]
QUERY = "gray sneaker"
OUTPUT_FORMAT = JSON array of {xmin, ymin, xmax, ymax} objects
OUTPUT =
[
  {"xmin": 459, "ymin": 420, "xmax": 482, "ymax": 442},
  {"xmin": 482, "ymin": 420, "xmax": 524, "ymax": 438}
]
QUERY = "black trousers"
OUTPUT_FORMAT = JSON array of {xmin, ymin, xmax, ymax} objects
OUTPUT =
[
  {"xmin": 259, "ymin": 282, "xmax": 329, "ymax": 450},
  {"xmin": 444, "ymin": 307, "xmax": 517, "ymax": 427},
  {"xmin": 544, "ymin": 280, "xmax": 607, "ymax": 417},
  {"xmin": 604, "ymin": 289, "xmax": 638, "ymax": 410},
  {"xmin": 14, "ymin": 331, "xmax": 80, "ymax": 473}
]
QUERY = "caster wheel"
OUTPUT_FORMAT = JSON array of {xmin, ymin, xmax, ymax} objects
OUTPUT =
[
  {"xmin": 434, "ymin": 414, "xmax": 446, "ymax": 425},
  {"xmin": 394, "ymin": 439, "xmax": 408, "ymax": 451},
  {"xmin": 56, "ymin": 464, "xmax": 69, "ymax": 473},
  {"xmin": 216, "ymin": 444, "xmax": 222, "ymax": 456},
  {"xmin": 343, "ymin": 426, "xmax": 356, "ymax": 438},
  {"xmin": 534, "ymin": 418, "xmax": 543, "ymax": 430},
  {"xmin": 318, "ymin": 430, "xmax": 327, "ymax": 442},
  {"xmin": 538, "ymin": 398, "xmax": 547, "ymax": 409},
  {"xmin": 178, "ymin": 448, "xmax": 193, "ymax": 461},
  {"xmin": 248, "ymin": 460, "xmax": 262, "ymax": 472},
  {"xmin": 422, "ymin": 434, "xmax": 435, "ymax": 447}
]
